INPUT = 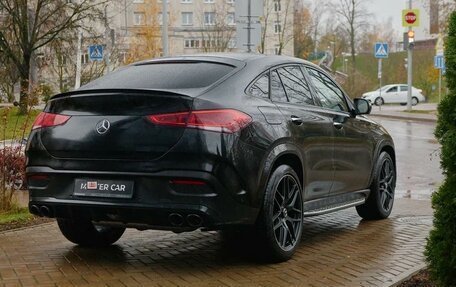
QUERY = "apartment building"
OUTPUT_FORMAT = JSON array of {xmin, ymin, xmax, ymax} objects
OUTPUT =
[{"xmin": 113, "ymin": 0, "xmax": 294, "ymax": 57}]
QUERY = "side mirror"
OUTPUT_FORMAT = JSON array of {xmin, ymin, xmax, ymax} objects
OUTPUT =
[{"xmin": 354, "ymin": 98, "xmax": 371, "ymax": 115}]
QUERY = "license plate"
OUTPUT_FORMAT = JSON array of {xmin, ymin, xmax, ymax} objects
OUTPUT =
[{"xmin": 73, "ymin": 179, "xmax": 134, "ymax": 198}]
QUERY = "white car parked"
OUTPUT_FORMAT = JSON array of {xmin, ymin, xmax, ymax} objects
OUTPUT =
[{"xmin": 362, "ymin": 84, "xmax": 426, "ymax": 106}]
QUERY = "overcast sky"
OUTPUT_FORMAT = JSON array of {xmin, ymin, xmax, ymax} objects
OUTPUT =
[{"xmin": 369, "ymin": 0, "xmax": 406, "ymax": 33}]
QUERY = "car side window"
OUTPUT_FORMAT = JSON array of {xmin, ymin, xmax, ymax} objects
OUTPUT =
[
  {"xmin": 387, "ymin": 86, "xmax": 398, "ymax": 93},
  {"xmin": 305, "ymin": 67, "xmax": 349, "ymax": 112},
  {"xmin": 277, "ymin": 66, "xmax": 314, "ymax": 105},
  {"xmin": 248, "ymin": 73, "xmax": 269, "ymax": 99},
  {"xmin": 270, "ymin": 70, "xmax": 288, "ymax": 103},
  {"xmin": 400, "ymin": 86, "xmax": 408, "ymax": 92}
]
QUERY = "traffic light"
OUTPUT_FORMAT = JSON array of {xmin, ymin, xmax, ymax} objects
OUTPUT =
[
  {"xmin": 403, "ymin": 30, "xmax": 416, "ymax": 50},
  {"xmin": 408, "ymin": 30, "xmax": 415, "ymax": 43}
]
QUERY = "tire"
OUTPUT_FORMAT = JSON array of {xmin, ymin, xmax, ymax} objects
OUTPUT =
[
  {"xmin": 400, "ymin": 103, "xmax": 406, "ymax": 106},
  {"xmin": 374, "ymin": 97, "xmax": 384, "ymax": 106},
  {"xmin": 256, "ymin": 165, "xmax": 303, "ymax": 262},
  {"xmin": 57, "ymin": 218, "xmax": 125, "ymax": 247},
  {"xmin": 412, "ymin": 97, "xmax": 419, "ymax": 106},
  {"xmin": 356, "ymin": 152, "xmax": 396, "ymax": 220}
]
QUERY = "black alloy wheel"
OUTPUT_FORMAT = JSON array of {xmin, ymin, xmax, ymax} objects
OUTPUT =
[
  {"xmin": 272, "ymin": 174, "xmax": 303, "ymax": 251},
  {"xmin": 356, "ymin": 152, "xmax": 396, "ymax": 220},
  {"xmin": 378, "ymin": 158, "xmax": 395, "ymax": 213},
  {"xmin": 257, "ymin": 165, "xmax": 303, "ymax": 262}
]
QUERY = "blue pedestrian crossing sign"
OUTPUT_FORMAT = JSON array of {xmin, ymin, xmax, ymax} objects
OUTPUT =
[
  {"xmin": 374, "ymin": 42, "xmax": 389, "ymax": 59},
  {"xmin": 88, "ymin": 45, "xmax": 104, "ymax": 61},
  {"xmin": 434, "ymin": 55, "xmax": 445, "ymax": 69}
]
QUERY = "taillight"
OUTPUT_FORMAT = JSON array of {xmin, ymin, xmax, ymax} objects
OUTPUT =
[
  {"xmin": 32, "ymin": 112, "xmax": 71, "ymax": 130},
  {"xmin": 147, "ymin": 109, "xmax": 252, "ymax": 133}
]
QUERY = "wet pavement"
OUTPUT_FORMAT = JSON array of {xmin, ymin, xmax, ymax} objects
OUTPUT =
[
  {"xmin": 2, "ymin": 116, "xmax": 441, "ymax": 286},
  {"xmin": 369, "ymin": 117, "xmax": 443, "ymax": 200},
  {"xmin": 0, "ymin": 198, "xmax": 432, "ymax": 287}
]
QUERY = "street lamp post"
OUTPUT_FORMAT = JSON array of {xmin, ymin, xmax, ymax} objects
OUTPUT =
[
  {"xmin": 162, "ymin": 0, "xmax": 169, "ymax": 56},
  {"xmin": 406, "ymin": 0, "xmax": 413, "ymax": 111}
]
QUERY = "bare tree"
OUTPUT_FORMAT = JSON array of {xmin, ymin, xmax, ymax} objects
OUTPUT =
[
  {"xmin": 194, "ymin": 2, "xmax": 236, "ymax": 53},
  {"xmin": 259, "ymin": 0, "xmax": 294, "ymax": 55},
  {"xmin": 293, "ymin": 4, "xmax": 313, "ymax": 58},
  {"xmin": 334, "ymin": 0, "xmax": 371, "ymax": 66},
  {"xmin": 0, "ymin": 0, "xmax": 104, "ymax": 113},
  {"xmin": 259, "ymin": 0, "xmax": 275, "ymax": 54}
]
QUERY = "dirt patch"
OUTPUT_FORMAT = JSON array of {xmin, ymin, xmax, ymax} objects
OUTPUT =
[
  {"xmin": 0, "ymin": 216, "xmax": 54, "ymax": 232},
  {"xmin": 399, "ymin": 270, "xmax": 436, "ymax": 287}
]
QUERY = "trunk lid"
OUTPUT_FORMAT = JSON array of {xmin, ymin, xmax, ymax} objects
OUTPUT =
[{"xmin": 40, "ymin": 90, "xmax": 193, "ymax": 161}]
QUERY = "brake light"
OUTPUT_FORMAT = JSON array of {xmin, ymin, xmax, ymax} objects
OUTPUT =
[
  {"xmin": 32, "ymin": 112, "xmax": 71, "ymax": 130},
  {"xmin": 148, "ymin": 109, "xmax": 252, "ymax": 133}
]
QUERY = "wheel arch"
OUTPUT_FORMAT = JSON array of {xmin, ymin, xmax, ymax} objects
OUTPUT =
[
  {"xmin": 369, "ymin": 140, "xmax": 396, "ymax": 186},
  {"xmin": 254, "ymin": 142, "xmax": 304, "ymax": 208}
]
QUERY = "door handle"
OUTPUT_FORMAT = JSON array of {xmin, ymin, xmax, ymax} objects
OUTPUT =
[
  {"xmin": 291, "ymin": 116, "xmax": 303, "ymax": 125},
  {"xmin": 333, "ymin": 122, "xmax": 344, "ymax": 129}
]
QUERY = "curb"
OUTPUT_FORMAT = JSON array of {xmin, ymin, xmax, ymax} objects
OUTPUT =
[
  {"xmin": 385, "ymin": 263, "xmax": 427, "ymax": 287},
  {"xmin": 370, "ymin": 113, "xmax": 437, "ymax": 123}
]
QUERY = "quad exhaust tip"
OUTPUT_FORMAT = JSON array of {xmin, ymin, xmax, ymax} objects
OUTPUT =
[
  {"xmin": 39, "ymin": 206, "xmax": 52, "ymax": 218},
  {"xmin": 187, "ymin": 214, "xmax": 203, "ymax": 227},
  {"xmin": 30, "ymin": 205, "xmax": 41, "ymax": 216},
  {"xmin": 169, "ymin": 213, "xmax": 184, "ymax": 226},
  {"xmin": 168, "ymin": 213, "xmax": 203, "ymax": 227}
]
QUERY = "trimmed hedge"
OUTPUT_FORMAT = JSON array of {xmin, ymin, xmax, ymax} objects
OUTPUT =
[{"xmin": 424, "ymin": 11, "xmax": 456, "ymax": 287}]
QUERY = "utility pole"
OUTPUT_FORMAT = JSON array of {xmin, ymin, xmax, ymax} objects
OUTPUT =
[
  {"xmin": 74, "ymin": 30, "xmax": 82, "ymax": 90},
  {"xmin": 247, "ymin": 0, "xmax": 252, "ymax": 53},
  {"xmin": 406, "ymin": 0, "xmax": 413, "ymax": 111},
  {"xmin": 162, "ymin": 0, "xmax": 169, "ymax": 56},
  {"xmin": 104, "ymin": 5, "xmax": 112, "ymax": 74}
]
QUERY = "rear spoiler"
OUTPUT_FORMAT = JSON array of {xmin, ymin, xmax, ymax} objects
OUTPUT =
[{"xmin": 49, "ymin": 88, "xmax": 196, "ymax": 101}]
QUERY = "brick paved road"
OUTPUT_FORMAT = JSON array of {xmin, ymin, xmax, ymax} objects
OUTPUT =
[{"xmin": 0, "ymin": 198, "xmax": 432, "ymax": 287}]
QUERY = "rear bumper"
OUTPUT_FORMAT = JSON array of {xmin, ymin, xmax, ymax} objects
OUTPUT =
[{"xmin": 27, "ymin": 166, "xmax": 259, "ymax": 231}]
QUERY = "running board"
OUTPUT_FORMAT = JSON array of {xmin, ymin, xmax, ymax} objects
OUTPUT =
[{"xmin": 303, "ymin": 190, "xmax": 369, "ymax": 217}]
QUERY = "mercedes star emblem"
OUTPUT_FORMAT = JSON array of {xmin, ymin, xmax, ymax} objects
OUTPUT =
[{"xmin": 96, "ymin": 119, "xmax": 111, "ymax": 135}]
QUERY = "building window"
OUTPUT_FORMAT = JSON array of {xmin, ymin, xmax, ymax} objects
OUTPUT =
[
  {"xmin": 133, "ymin": 12, "xmax": 145, "ymax": 26},
  {"xmin": 181, "ymin": 0, "xmax": 192, "ymax": 2},
  {"xmin": 204, "ymin": 0, "xmax": 215, "ymax": 3},
  {"xmin": 274, "ymin": 21, "xmax": 281, "ymax": 33},
  {"xmin": 228, "ymin": 38, "xmax": 236, "ymax": 49},
  {"xmin": 182, "ymin": 12, "xmax": 193, "ymax": 25},
  {"xmin": 133, "ymin": 0, "xmax": 144, "ymax": 3},
  {"xmin": 158, "ymin": 12, "xmax": 170, "ymax": 26},
  {"xmin": 204, "ymin": 12, "xmax": 216, "ymax": 25},
  {"xmin": 184, "ymin": 39, "xmax": 200, "ymax": 48},
  {"xmin": 202, "ymin": 39, "xmax": 220, "ymax": 48},
  {"xmin": 274, "ymin": 0, "xmax": 281, "ymax": 12},
  {"xmin": 274, "ymin": 45, "xmax": 280, "ymax": 55},
  {"xmin": 81, "ymin": 53, "xmax": 89, "ymax": 64},
  {"xmin": 226, "ymin": 12, "xmax": 235, "ymax": 25},
  {"xmin": 227, "ymin": 0, "xmax": 235, "ymax": 3}
]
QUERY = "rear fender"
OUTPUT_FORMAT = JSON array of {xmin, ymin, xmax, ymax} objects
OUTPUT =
[{"xmin": 254, "ymin": 141, "xmax": 303, "ymax": 208}]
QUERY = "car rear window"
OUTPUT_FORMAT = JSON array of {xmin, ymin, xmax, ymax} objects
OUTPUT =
[{"xmin": 81, "ymin": 62, "xmax": 235, "ymax": 90}]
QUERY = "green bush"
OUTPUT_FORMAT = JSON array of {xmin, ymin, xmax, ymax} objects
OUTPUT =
[{"xmin": 425, "ymin": 11, "xmax": 456, "ymax": 286}]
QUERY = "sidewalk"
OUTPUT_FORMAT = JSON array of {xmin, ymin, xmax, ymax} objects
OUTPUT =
[
  {"xmin": 369, "ymin": 103, "xmax": 437, "ymax": 122},
  {"xmin": 0, "ymin": 198, "xmax": 432, "ymax": 287}
]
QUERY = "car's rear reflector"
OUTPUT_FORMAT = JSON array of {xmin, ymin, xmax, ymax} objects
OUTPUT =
[
  {"xmin": 169, "ymin": 179, "xmax": 206, "ymax": 186},
  {"xmin": 148, "ymin": 109, "xmax": 252, "ymax": 133},
  {"xmin": 32, "ymin": 112, "xmax": 71, "ymax": 130}
]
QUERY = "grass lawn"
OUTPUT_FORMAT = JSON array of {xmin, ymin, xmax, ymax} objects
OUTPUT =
[
  {"xmin": 0, "ymin": 107, "xmax": 41, "ymax": 140},
  {"xmin": 0, "ymin": 207, "xmax": 33, "ymax": 225}
]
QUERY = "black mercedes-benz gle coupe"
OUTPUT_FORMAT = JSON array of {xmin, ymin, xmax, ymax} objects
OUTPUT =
[{"xmin": 27, "ymin": 53, "xmax": 396, "ymax": 261}]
